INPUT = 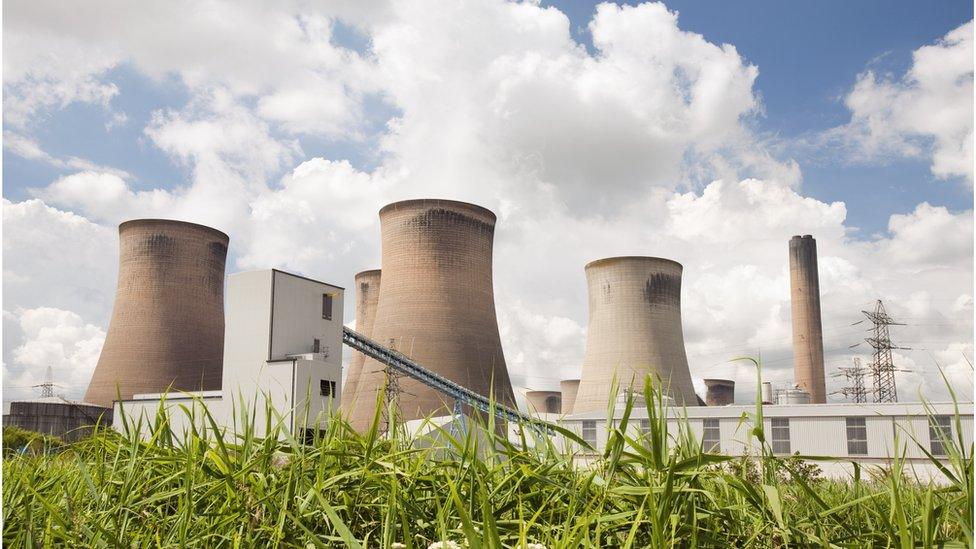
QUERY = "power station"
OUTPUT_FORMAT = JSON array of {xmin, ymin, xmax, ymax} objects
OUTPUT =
[
  {"xmin": 789, "ymin": 235, "xmax": 826, "ymax": 404},
  {"xmin": 84, "ymin": 219, "xmax": 228, "ymax": 407},
  {"xmin": 344, "ymin": 199, "xmax": 516, "ymax": 430},
  {"xmin": 573, "ymin": 257, "xmax": 698, "ymax": 413}
]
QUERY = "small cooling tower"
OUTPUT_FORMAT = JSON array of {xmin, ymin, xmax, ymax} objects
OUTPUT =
[
  {"xmin": 560, "ymin": 379, "xmax": 581, "ymax": 415},
  {"xmin": 703, "ymin": 379, "xmax": 735, "ymax": 406},
  {"xmin": 345, "ymin": 199, "xmax": 515, "ymax": 430},
  {"xmin": 340, "ymin": 269, "xmax": 381, "ymax": 414},
  {"xmin": 524, "ymin": 390, "xmax": 562, "ymax": 415},
  {"xmin": 573, "ymin": 257, "xmax": 698, "ymax": 412},
  {"xmin": 84, "ymin": 219, "xmax": 228, "ymax": 407}
]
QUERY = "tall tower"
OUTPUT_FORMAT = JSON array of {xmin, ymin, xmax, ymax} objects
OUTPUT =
[
  {"xmin": 573, "ymin": 257, "xmax": 699, "ymax": 413},
  {"xmin": 85, "ymin": 219, "xmax": 228, "ymax": 407},
  {"xmin": 340, "ymin": 269, "xmax": 382, "ymax": 414},
  {"xmin": 345, "ymin": 199, "xmax": 515, "ymax": 430},
  {"xmin": 789, "ymin": 235, "xmax": 826, "ymax": 403},
  {"xmin": 560, "ymin": 379, "xmax": 581, "ymax": 415}
]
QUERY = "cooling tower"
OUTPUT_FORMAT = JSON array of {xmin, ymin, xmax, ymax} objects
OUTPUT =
[
  {"xmin": 84, "ymin": 219, "xmax": 228, "ymax": 407},
  {"xmin": 560, "ymin": 379, "xmax": 580, "ymax": 415},
  {"xmin": 574, "ymin": 257, "xmax": 698, "ymax": 412},
  {"xmin": 524, "ymin": 390, "xmax": 562, "ymax": 415},
  {"xmin": 789, "ymin": 235, "xmax": 826, "ymax": 404},
  {"xmin": 346, "ymin": 199, "xmax": 515, "ymax": 430},
  {"xmin": 703, "ymin": 379, "xmax": 735, "ymax": 406},
  {"xmin": 340, "ymin": 269, "xmax": 381, "ymax": 413}
]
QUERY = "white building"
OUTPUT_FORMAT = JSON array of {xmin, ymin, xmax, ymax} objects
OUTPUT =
[
  {"xmin": 559, "ymin": 400, "xmax": 974, "ymax": 481},
  {"xmin": 114, "ymin": 269, "xmax": 345, "ymax": 442}
]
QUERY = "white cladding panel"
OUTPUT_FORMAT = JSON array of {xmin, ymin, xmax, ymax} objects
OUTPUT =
[{"xmin": 270, "ymin": 271, "xmax": 343, "ymax": 362}]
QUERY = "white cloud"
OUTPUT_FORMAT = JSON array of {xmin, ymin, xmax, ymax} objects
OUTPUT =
[{"xmin": 835, "ymin": 20, "xmax": 974, "ymax": 185}]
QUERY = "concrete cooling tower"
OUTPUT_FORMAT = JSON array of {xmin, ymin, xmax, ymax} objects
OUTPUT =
[
  {"xmin": 560, "ymin": 379, "xmax": 580, "ymax": 415},
  {"xmin": 346, "ymin": 199, "xmax": 515, "ymax": 430},
  {"xmin": 789, "ymin": 235, "xmax": 826, "ymax": 403},
  {"xmin": 84, "ymin": 219, "xmax": 228, "ymax": 407},
  {"xmin": 704, "ymin": 379, "xmax": 735, "ymax": 406},
  {"xmin": 573, "ymin": 257, "xmax": 698, "ymax": 413},
  {"xmin": 340, "ymin": 269, "xmax": 381, "ymax": 413},
  {"xmin": 524, "ymin": 390, "xmax": 562, "ymax": 415}
]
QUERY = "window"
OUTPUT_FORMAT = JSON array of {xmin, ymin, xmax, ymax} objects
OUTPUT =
[
  {"xmin": 301, "ymin": 428, "xmax": 327, "ymax": 446},
  {"xmin": 312, "ymin": 338, "xmax": 321, "ymax": 353},
  {"xmin": 771, "ymin": 417, "xmax": 791, "ymax": 454},
  {"xmin": 702, "ymin": 418, "xmax": 721, "ymax": 453},
  {"xmin": 545, "ymin": 396, "xmax": 561, "ymax": 414},
  {"xmin": 929, "ymin": 416, "xmax": 952, "ymax": 456},
  {"xmin": 322, "ymin": 294, "xmax": 333, "ymax": 320},
  {"xmin": 846, "ymin": 417, "xmax": 868, "ymax": 455},
  {"xmin": 639, "ymin": 419, "xmax": 650, "ymax": 436},
  {"xmin": 581, "ymin": 420, "xmax": 597, "ymax": 445},
  {"xmin": 320, "ymin": 380, "xmax": 336, "ymax": 398}
]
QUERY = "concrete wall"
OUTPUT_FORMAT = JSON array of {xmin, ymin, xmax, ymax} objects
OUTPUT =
[
  {"xmin": 789, "ymin": 235, "xmax": 826, "ymax": 403},
  {"xmin": 86, "ymin": 219, "xmax": 228, "ymax": 407},
  {"xmin": 4, "ymin": 400, "xmax": 112, "ymax": 442},
  {"xmin": 574, "ymin": 257, "xmax": 698, "ymax": 412},
  {"xmin": 346, "ymin": 199, "xmax": 515, "ymax": 430}
]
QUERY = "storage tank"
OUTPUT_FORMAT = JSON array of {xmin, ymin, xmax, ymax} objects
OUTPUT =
[
  {"xmin": 3, "ymin": 399, "xmax": 112, "ymax": 442},
  {"xmin": 84, "ymin": 219, "xmax": 228, "ymax": 407},
  {"xmin": 789, "ymin": 235, "xmax": 826, "ymax": 403},
  {"xmin": 777, "ymin": 387, "xmax": 812, "ymax": 405},
  {"xmin": 345, "ymin": 199, "xmax": 516, "ymax": 430},
  {"xmin": 761, "ymin": 382, "xmax": 774, "ymax": 405},
  {"xmin": 560, "ymin": 379, "xmax": 580, "ymax": 415},
  {"xmin": 524, "ymin": 390, "xmax": 562, "ymax": 414},
  {"xmin": 573, "ymin": 257, "xmax": 699, "ymax": 413},
  {"xmin": 340, "ymin": 269, "xmax": 381, "ymax": 414},
  {"xmin": 703, "ymin": 379, "xmax": 735, "ymax": 406}
]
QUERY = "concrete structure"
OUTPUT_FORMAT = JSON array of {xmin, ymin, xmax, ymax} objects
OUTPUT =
[
  {"xmin": 114, "ymin": 270, "xmax": 344, "ymax": 441},
  {"xmin": 340, "ymin": 269, "xmax": 381, "ymax": 414},
  {"xmin": 562, "ymin": 401, "xmax": 974, "ymax": 481},
  {"xmin": 3, "ymin": 398, "xmax": 112, "ymax": 442},
  {"xmin": 560, "ymin": 379, "xmax": 581, "ymax": 415},
  {"xmin": 761, "ymin": 382, "xmax": 774, "ymax": 405},
  {"xmin": 574, "ymin": 257, "xmax": 698, "ymax": 412},
  {"xmin": 524, "ymin": 390, "xmax": 562, "ymax": 415},
  {"xmin": 704, "ymin": 379, "xmax": 735, "ymax": 406},
  {"xmin": 789, "ymin": 235, "xmax": 826, "ymax": 403},
  {"xmin": 86, "ymin": 219, "xmax": 228, "ymax": 407},
  {"xmin": 776, "ymin": 387, "xmax": 812, "ymax": 405},
  {"xmin": 345, "ymin": 199, "xmax": 516, "ymax": 430}
]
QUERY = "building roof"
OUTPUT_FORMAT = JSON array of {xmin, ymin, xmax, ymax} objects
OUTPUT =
[{"xmin": 564, "ymin": 401, "xmax": 974, "ymax": 420}]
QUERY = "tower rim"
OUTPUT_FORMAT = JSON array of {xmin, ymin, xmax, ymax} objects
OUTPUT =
[
  {"xmin": 119, "ymin": 218, "xmax": 229, "ymax": 242},
  {"xmin": 378, "ymin": 198, "xmax": 497, "ymax": 222},
  {"xmin": 585, "ymin": 256, "xmax": 683, "ymax": 271}
]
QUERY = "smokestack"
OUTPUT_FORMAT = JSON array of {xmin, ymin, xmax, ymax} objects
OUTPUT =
[
  {"xmin": 345, "ymin": 199, "xmax": 515, "ymax": 429},
  {"xmin": 574, "ymin": 257, "xmax": 699, "ymax": 412},
  {"xmin": 85, "ymin": 219, "xmax": 228, "ymax": 407},
  {"xmin": 560, "ymin": 379, "xmax": 580, "ymax": 414},
  {"xmin": 703, "ymin": 379, "xmax": 735, "ymax": 406},
  {"xmin": 789, "ymin": 234, "xmax": 826, "ymax": 403},
  {"xmin": 340, "ymin": 269, "xmax": 381, "ymax": 413}
]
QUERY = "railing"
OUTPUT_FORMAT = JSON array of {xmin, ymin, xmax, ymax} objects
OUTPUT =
[{"xmin": 341, "ymin": 326, "xmax": 555, "ymax": 434}]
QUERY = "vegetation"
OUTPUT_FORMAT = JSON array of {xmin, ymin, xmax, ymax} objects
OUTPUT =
[
  {"xmin": 2, "ymin": 374, "xmax": 972, "ymax": 547},
  {"xmin": 2, "ymin": 425, "xmax": 63, "ymax": 458}
]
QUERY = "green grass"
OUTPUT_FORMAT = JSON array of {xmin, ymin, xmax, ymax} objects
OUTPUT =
[{"xmin": 2, "ymin": 377, "xmax": 972, "ymax": 548}]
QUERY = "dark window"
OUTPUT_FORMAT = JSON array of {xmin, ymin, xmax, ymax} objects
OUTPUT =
[
  {"xmin": 639, "ymin": 419, "xmax": 650, "ymax": 436},
  {"xmin": 545, "ymin": 396, "xmax": 561, "ymax": 414},
  {"xmin": 771, "ymin": 417, "xmax": 790, "ymax": 454},
  {"xmin": 929, "ymin": 416, "xmax": 952, "ymax": 456},
  {"xmin": 702, "ymin": 418, "xmax": 721, "ymax": 453},
  {"xmin": 322, "ymin": 294, "xmax": 333, "ymax": 320},
  {"xmin": 846, "ymin": 417, "xmax": 868, "ymax": 455},
  {"xmin": 320, "ymin": 380, "xmax": 336, "ymax": 398},
  {"xmin": 313, "ymin": 338, "xmax": 321, "ymax": 353},
  {"xmin": 301, "ymin": 428, "xmax": 327, "ymax": 446},
  {"xmin": 582, "ymin": 420, "xmax": 597, "ymax": 445}
]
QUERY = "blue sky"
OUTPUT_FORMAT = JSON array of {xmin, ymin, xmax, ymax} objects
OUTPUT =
[{"xmin": 3, "ymin": 0, "xmax": 973, "ymax": 404}]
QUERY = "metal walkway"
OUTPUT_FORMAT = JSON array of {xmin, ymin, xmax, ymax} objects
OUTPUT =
[{"xmin": 341, "ymin": 326, "xmax": 555, "ymax": 434}]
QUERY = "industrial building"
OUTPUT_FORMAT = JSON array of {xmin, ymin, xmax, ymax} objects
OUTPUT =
[
  {"xmin": 339, "ymin": 269, "xmax": 381, "ymax": 415},
  {"xmin": 560, "ymin": 401, "xmax": 973, "ymax": 481},
  {"xmin": 114, "ymin": 269, "xmax": 344, "ymax": 441},
  {"xmin": 86, "ymin": 219, "xmax": 229, "ymax": 407},
  {"xmin": 344, "ymin": 199, "xmax": 516, "ymax": 430},
  {"xmin": 3, "ymin": 397, "xmax": 112, "ymax": 443},
  {"xmin": 789, "ymin": 235, "xmax": 826, "ymax": 403},
  {"xmin": 573, "ymin": 257, "xmax": 699, "ymax": 412}
]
